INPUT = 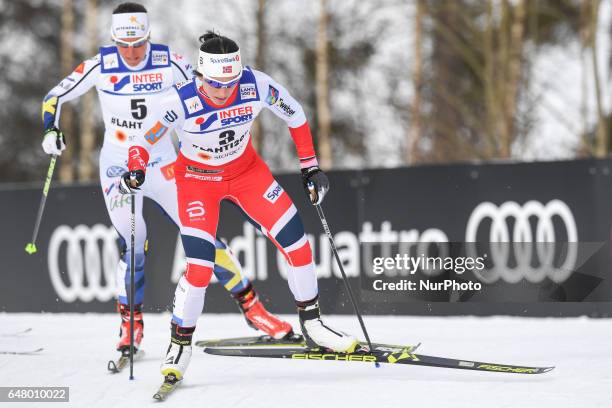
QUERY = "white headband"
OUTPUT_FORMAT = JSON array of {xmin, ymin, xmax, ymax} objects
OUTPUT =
[
  {"xmin": 111, "ymin": 12, "xmax": 149, "ymax": 39},
  {"xmin": 197, "ymin": 50, "xmax": 242, "ymax": 79}
]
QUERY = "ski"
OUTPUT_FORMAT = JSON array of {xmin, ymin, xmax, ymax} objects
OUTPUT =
[
  {"xmin": 152, "ymin": 374, "xmax": 181, "ymax": 401},
  {"xmin": 195, "ymin": 333, "xmax": 306, "ymax": 348},
  {"xmin": 203, "ymin": 344, "xmax": 554, "ymax": 374},
  {"xmin": 0, "ymin": 328, "xmax": 32, "ymax": 337},
  {"xmin": 107, "ymin": 349, "xmax": 145, "ymax": 374},
  {"xmin": 195, "ymin": 334, "xmax": 416, "ymax": 352},
  {"xmin": 0, "ymin": 348, "xmax": 43, "ymax": 355}
]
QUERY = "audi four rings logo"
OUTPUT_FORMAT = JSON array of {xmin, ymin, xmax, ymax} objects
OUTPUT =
[
  {"xmin": 465, "ymin": 200, "xmax": 578, "ymax": 284},
  {"xmin": 48, "ymin": 224, "xmax": 119, "ymax": 303}
]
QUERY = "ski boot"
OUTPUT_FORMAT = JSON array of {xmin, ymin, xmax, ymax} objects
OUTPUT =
[
  {"xmin": 234, "ymin": 284, "xmax": 293, "ymax": 339},
  {"xmin": 160, "ymin": 322, "xmax": 195, "ymax": 381},
  {"xmin": 298, "ymin": 297, "xmax": 358, "ymax": 353},
  {"xmin": 116, "ymin": 302, "xmax": 144, "ymax": 352}
]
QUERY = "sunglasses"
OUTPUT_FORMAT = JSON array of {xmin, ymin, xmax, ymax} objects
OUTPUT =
[
  {"xmin": 112, "ymin": 30, "xmax": 150, "ymax": 48},
  {"xmin": 203, "ymin": 76, "xmax": 241, "ymax": 89}
]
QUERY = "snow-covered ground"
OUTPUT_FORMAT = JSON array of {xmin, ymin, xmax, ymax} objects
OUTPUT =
[{"xmin": 0, "ymin": 313, "xmax": 609, "ymax": 408}]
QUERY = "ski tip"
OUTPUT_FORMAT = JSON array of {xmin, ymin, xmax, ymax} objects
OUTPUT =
[
  {"xmin": 541, "ymin": 366, "xmax": 555, "ymax": 373},
  {"xmin": 194, "ymin": 339, "xmax": 221, "ymax": 347},
  {"xmin": 107, "ymin": 360, "xmax": 118, "ymax": 373}
]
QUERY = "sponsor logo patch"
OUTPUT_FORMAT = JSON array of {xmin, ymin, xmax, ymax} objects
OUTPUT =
[
  {"xmin": 106, "ymin": 165, "xmax": 127, "ymax": 178},
  {"xmin": 185, "ymin": 96, "xmax": 203, "ymax": 114},
  {"xmin": 240, "ymin": 84, "xmax": 257, "ymax": 100},
  {"xmin": 110, "ymin": 75, "xmax": 131, "ymax": 91},
  {"xmin": 266, "ymin": 85, "xmax": 279, "ymax": 105},
  {"xmin": 161, "ymin": 162, "xmax": 175, "ymax": 180},
  {"xmin": 218, "ymin": 106, "xmax": 253, "ymax": 126},
  {"xmin": 175, "ymin": 80, "xmax": 190, "ymax": 89},
  {"xmin": 164, "ymin": 110, "xmax": 178, "ymax": 123},
  {"xmin": 115, "ymin": 130, "xmax": 127, "ymax": 142},
  {"xmin": 109, "ymin": 72, "xmax": 164, "ymax": 92},
  {"xmin": 263, "ymin": 180, "xmax": 284, "ymax": 203},
  {"xmin": 152, "ymin": 50, "xmax": 169, "ymax": 66},
  {"xmin": 144, "ymin": 121, "xmax": 169, "ymax": 145},
  {"xmin": 110, "ymin": 194, "xmax": 132, "ymax": 211},
  {"xmin": 185, "ymin": 173, "xmax": 222, "ymax": 181},
  {"xmin": 196, "ymin": 113, "xmax": 217, "ymax": 131},
  {"xmin": 186, "ymin": 201, "xmax": 205, "ymax": 219},
  {"xmin": 186, "ymin": 165, "xmax": 223, "ymax": 174},
  {"xmin": 103, "ymin": 53, "xmax": 119, "ymax": 69},
  {"xmin": 204, "ymin": 55, "xmax": 240, "ymax": 64},
  {"xmin": 59, "ymin": 78, "xmax": 75, "ymax": 91},
  {"xmin": 104, "ymin": 182, "xmax": 116, "ymax": 196},
  {"xmin": 276, "ymin": 98, "xmax": 296, "ymax": 116},
  {"xmin": 147, "ymin": 156, "xmax": 162, "ymax": 168}
]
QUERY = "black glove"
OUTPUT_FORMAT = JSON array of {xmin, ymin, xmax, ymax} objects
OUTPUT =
[
  {"xmin": 118, "ymin": 170, "xmax": 145, "ymax": 195},
  {"xmin": 301, "ymin": 166, "xmax": 329, "ymax": 205}
]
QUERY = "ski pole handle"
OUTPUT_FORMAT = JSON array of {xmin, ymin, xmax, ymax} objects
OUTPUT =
[{"xmin": 307, "ymin": 181, "xmax": 317, "ymax": 205}]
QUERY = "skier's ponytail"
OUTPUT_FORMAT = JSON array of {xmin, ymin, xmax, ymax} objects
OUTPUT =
[{"xmin": 198, "ymin": 30, "xmax": 239, "ymax": 55}]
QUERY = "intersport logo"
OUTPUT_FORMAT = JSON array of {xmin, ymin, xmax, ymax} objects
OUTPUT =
[
  {"xmin": 465, "ymin": 200, "xmax": 578, "ymax": 284},
  {"xmin": 110, "ymin": 72, "xmax": 163, "ymax": 92},
  {"xmin": 48, "ymin": 224, "xmax": 119, "ymax": 303}
]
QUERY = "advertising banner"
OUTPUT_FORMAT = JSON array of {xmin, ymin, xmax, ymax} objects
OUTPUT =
[{"xmin": 2, "ymin": 159, "xmax": 611, "ymax": 316}]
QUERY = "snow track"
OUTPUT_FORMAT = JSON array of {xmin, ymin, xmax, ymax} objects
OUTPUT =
[{"xmin": 0, "ymin": 313, "xmax": 609, "ymax": 407}]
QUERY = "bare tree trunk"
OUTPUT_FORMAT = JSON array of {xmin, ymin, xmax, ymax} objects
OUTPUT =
[
  {"xmin": 79, "ymin": 0, "xmax": 96, "ymax": 181},
  {"xmin": 483, "ymin": 0, "xmax": 498, "ymax": 158},
  {"xmin": 429, "ymin": 1, "xmax": 466, "ymax": 162},
  {"xmin": 580, "ymin": 0, "xmax": 591, "ymax": 156},
  {"xmin": 591, "ymin": 0, "xmax": 607, "ymax": 157},
  {"xmin": 408, "ymin": 0, "xmax": 424, "ymax": 165},
  {"xmin": 500, "ymin": 0, "xmax": 526, "ymax": 158},
  {"xmin": 59, "ymin": 0, "xmax": 74, "ymax": 182},
  {"xmin": 315, "ymin": 0, "xmax": 332, "ymax": 169},
  {"xmin": 251, "ymin": 0, "xmax": 266, "ymax": 153},
  {"xmin": 495, "ymin": 0, "xmax": 511, "ymax": 158}
]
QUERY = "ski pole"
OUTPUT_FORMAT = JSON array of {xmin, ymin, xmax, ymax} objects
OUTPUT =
[
  {"xmin": 25, "ymin": 155, "xmax": 58, "ymax": 254},
  {"xmin": 308, "ymin": 184, "xmax": 378, "ymax": 365},
  {"xmin": 129, "ymin": 193, "xmax": 136, "ymax": 380}
]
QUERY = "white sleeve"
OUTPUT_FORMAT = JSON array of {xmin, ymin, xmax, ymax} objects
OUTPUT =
[
  {"xmin": 42, "ymin": 55, "xmax": 101, "ymax": 130},
  {"xmin": 253, "ymin": 69, "xmax": 307, "ymax": 128},
  {"xmin": 139, "ymin": 87, "xmax": 184, "ymax": 150},
  {"xmin": 169, "ymin": 50, "xmax": 194, "ymax": 83}
]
